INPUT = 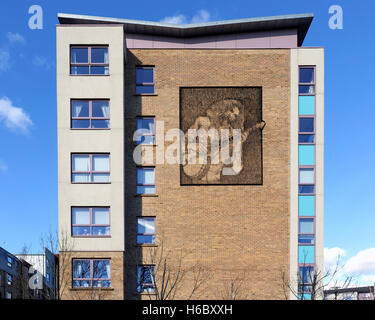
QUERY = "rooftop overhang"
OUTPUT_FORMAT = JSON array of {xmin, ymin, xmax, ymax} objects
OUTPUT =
[{"xmin": 58, "ymin": 13, "xmax": 314, "ymax": 46}]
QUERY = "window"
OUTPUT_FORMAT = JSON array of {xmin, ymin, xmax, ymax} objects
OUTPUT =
[
  {"xmin": 70, "ymin": 46, "xmax": 109, "ymax": 75},
  {"xmin": 299, "ymin": 117, "xmax": 315, "ymax": 146},
  {"xmin": 137, "ymin": 265, "xmax": 155, "ymax": 293},
  {"xmin": 299, "ymin": 67, "xmax": 315, "ymax": 95},
  {"xmin": 299, "ymin": 134, "xmax": 315, "ymax": 144},
  {"xmin": 299, "ymin": 218, "xmax": 314, "ymax": 234},
  {"xmin": 299, "ymin": 118, "xmax": 314, "ymax": 133},
  {"xmin": 135, "ymin": 117, "xmax": 155, "ymax": 144},
  {"xmin": 137, "ymin": 167, "xmax": 156, "ymax": 195},
  {"xmin": 299, "ymin": 168, "xmax": 314, "ymax": 184},
  {"xmin": 299, "ymin": 168, "xmax": 315, "ymax": 194},
  {"xmin": 137, "ymin": 217, "xmax": 156, "ymax": 244},
  {"xmin": 299, "ymin": 266, "xmax": 314, "ymax": 285},
  {"xmin": 72, "ymin": 259, "xmax": 111, "ymax": 288},
  {"xmin": 298, "ymin": 218, "xmax": 315, "ymax": 244},
  {"xmin": 71, "ymin": 100, "xmax": 110, "ymax": 129},
  {"xmin": 6, "ymin": 292, "xmax": 11, "ymax": 299},
  {"xmin": 136, "ymin": 67, "xmax": 155, "ymax": 94},
  {"xmin": 7, "ymin": 256, "xmax": 12, "ymax": 268},
  {"xmin": 7, "ymin": 274, "xmax": 12, "ymax": 286},
  {"xmin": 72, "ymin": 207, "xmax": 110, "ymax": 237},
  {"xmin": 299, "ymin": 217, "xmax": 315, "ymax": 243},
  {"xmin": 72, "ymin": 154, "xmax": 110, "ymax": 183},
  {"xmin": 298, "ymin": 234, "xmax": 315, "ymax": 245}
]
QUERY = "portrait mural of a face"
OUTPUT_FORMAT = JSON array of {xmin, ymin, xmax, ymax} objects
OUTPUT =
[{"xmin": 180, "ymin": 87, "xmax": 264, "ymax": 185}]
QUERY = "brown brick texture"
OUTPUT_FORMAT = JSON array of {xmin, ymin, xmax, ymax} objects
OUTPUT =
[{"xmin": 124, "ymin": 49, "xmax": 291, "ymax": 300}]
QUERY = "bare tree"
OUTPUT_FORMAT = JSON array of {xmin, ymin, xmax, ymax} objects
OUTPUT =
[
  {"xmin": 129, "ymin": 237, "xmax": 211, "ymax": 300},
  {"xmin": 220, "ymin": 272, "xmax": 248, "ymax": 300},
  {"xmin": 52, "ymin": 228, "xmax": 75, "ymax": 300},
  {"xmin": 281, "ymin": 253, "xmax": 355, "ymax": 300}
]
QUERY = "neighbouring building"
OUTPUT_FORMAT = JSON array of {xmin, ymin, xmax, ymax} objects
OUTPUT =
[
  {"xmin": 16, "ymin": 248, "xmax": 58, "ymax": 299},
  {"xmin": 57, "ymin": 12, "xmax": 324, "ymax": 300},
  {"xmin": 324, "ymin": 286, "xmax": 375, "ymax": 300},
  {"xmin": 0, "ymin": 247, "xmax": 25, "ymax": 299},
  {"xmin": 0, "ymin": 247, "xmax": 58, "ymax": 300}
]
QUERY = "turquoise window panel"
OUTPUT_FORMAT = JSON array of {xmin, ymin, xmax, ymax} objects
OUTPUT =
[
  {"xmin": 299, "ymin": 96, "xmax": 315, "ymax": 115},
  {"xmin": 299, "ymin": 145, "xmax": 315, "ymax": 165},
  {"xmin": 298, "ymin": 245, "xmax": 315, "ymax": 264},
  {"xmin": 299, "ymin": 196, "xmax": 315, "ymax": 216},
  {"xmin": 298, "ymin": 293, "xmax": 312, "ymax": 300}
]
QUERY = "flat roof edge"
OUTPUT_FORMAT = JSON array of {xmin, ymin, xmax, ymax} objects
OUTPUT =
[{"xmin": 57, "ymin": 13, "xmax": 314, "ymax": 46}]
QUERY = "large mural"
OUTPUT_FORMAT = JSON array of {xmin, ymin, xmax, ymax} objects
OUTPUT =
[{"xmin": 180, "ymin": 87, "xmax": 264, "ymax": 185}]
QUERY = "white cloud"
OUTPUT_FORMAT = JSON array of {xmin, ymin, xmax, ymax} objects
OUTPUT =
[
  {"xmin": 191, "ymin": 10, "xmax": 211, "ymax": 24},
  {"xmin": 324, "ymin": 247, "xmax": 375, "ymax": 287},
  {"xmin": 362, "ymin": 274, "xmax": 375, "ymax": 284},
  {"xmin": 0, "ymin": 159, "xmax": 7, "ymax": 172},
  {"xmin": 7, "ymin": 32, "xmax": 25, "ymax": 44},
  {"xmin": 0, "ymin": 49, "xmax": 10, "ymax": 71},
  {"xmin": 161, "ymin": 14, "xmax": 187, "ymax": 24},
  {"xmin": 324, "ymin": 247, "xmax": 346, "ymax": 271},
  {"xmin": 0, "ymin": 97, "xmax": 33, "ymax": 133},
  {"xmin": 345, "ymin": 248, "xmax": 375, "ymax": 275},
  {"xmin": 160, "ymin": 10, "xmax": 211, "ymax": 25}
]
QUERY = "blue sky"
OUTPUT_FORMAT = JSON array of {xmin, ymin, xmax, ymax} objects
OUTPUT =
[{"xmin": 0, "ymin": 0, "xmax": 374, "ymax": 283}]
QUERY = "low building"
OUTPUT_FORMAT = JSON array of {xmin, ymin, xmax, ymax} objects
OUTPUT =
[
  {"xmin": 324, "ymin": 286, "xmax": 375, "ymax": 300},
  {"xmin": 16, "ymin": 248, "xmax": 58, "ymax": 299},
  {"xmin": 0, "ymin": 246, "xmax": 58, "ymax": 299},
  {"xmin": 0, "ymin": 247, "xmax": 31, "ymax": 299}
]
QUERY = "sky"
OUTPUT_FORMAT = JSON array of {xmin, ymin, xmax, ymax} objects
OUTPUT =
[{"xmin": 0, "ymin": 0, "xmax": 374, "ymax": 285}]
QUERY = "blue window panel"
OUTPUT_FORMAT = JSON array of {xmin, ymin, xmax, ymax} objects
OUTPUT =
[
  {"xmin": 299, "ymin": 96, "xmax": 315, "ymax": 115},
  {"xmin": 136, "ymin": 68, "xmax": 154, "ymax": 84},
  {"xmin": 299, "ymin": 68, "xmax": 314, "ymax": 84},
  {"xmin": 299, "ymin": 134, "xmax": 315, "ymax": 143},
  {"xmin": 298, "ymin": 246, "xmax": 315, "ymax": 264},
  {"xmin": 298, "ymin": 235, "xmax": 315, "ymax": 244},
  {"xmin": 299, "ymin": 145, "xmax": 315, "ymax": 165},
  {"xmin": 136, "ymin": 85, "xmax": 155, "ymax": 94},
  {"xmin": 299, "ymin": 196, "xmax": 315, "ymax": 216},
  {"xmin": 298, "ymin": 293, "xmax": 312, "ymax": 300},
  {"xmin": 299, "ymin": 185, "xmax": 315, "ymax": 194}
]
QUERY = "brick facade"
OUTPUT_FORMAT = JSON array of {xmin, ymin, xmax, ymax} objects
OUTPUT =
[
  {"xmin": 124, "ymin": 49, "xmax": 291, "ymax": 299},
  {"xmin": 60, "ymin": 251, "xmax": 124, "ymax": 300}
]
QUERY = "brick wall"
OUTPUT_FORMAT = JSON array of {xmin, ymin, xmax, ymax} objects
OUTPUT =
[
  {"xmin": 60, "ymin": 251, "xmax": 124, "ymax": 300},
  {"xmin": 124, "ymin": 49, "xmax": 291, "ymax": 300}
]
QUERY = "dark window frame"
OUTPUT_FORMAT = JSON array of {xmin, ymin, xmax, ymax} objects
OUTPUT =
[
  {"xmin": 298, "ymin": 66, "xmax": 316, "ymax": 96},
  {"xmin": 71, "ymin": 153, "xmax": 110, "ymax": 184},
  {"xmin": 7, "ymin": 273, "xmax": 12, "ymax": 286},
  {"xmin": 135, "ymin": 66, "xmax": 155, "ymax": 94},
  {"xmin": 298, "ymin": 217, "xmax": 315, "ymax": 246},
  {"xmin": 70, "ymin": 45, "xmax": 109, "ymax": 76},
  {"xmin": 137, "ymin": 264, "xmax": 156, "ymax": 293},
  {"xmin": 71, "ymin": 99, "xmax": 110, "ymax": 130},
  {"xmin": 135, "ymin": 116, "xmax": 156, "ymax": 145},
  {"xmin": 71, "ymin": 207, "xmax": 111, "ymax": 237},
  {"xmin": 298, "ymin": 165, "xmax": 316, "ymax": 195},
  {"xmin": 136, "ymin": 217, "xmax": 156, "ymax": 244},
  {"xmin": 136, "ymin": 166, "xmax": 156, "ymax": 195},
  {"xmin": 7, "ymin": 256, "xmax": 12, "ymax": 268},
  {"xmin": 72, "ymin": 258, "xmax": 111, "ymax": 288}
]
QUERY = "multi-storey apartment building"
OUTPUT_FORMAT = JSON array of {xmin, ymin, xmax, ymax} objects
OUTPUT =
[
  {"xmin": 0, "ymin": 247, "xmax": 57, "ymax": 299},
  {"xmin": 57, "ymin": 13, "xmax": 324, "ymax": 300},
  {"xmin": 16, "ymin": 248, "xmax": 58, "ymax": 299}
]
